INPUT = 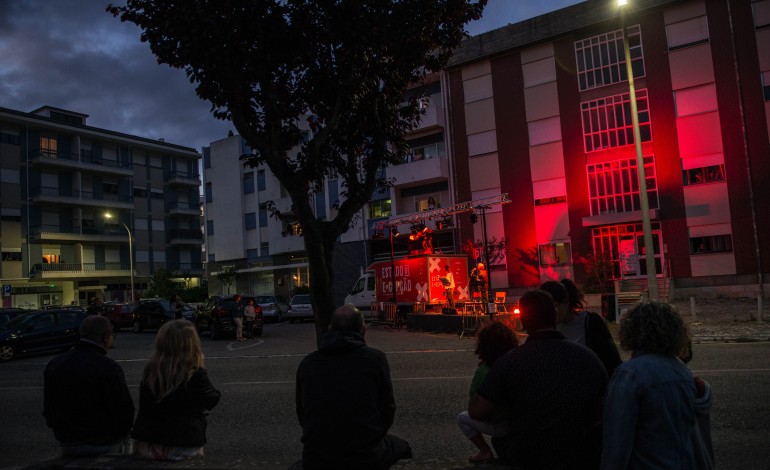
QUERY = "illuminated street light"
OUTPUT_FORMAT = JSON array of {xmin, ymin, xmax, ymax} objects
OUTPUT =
[
  {"xmin": 618, "ymin": 0, "xmax": 658, "ymax": 300},
  {"xmin": 104, "ymin": 212, "xmax": 135, "ymax": 302}
]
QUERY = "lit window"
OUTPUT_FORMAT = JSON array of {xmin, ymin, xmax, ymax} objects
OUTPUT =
[
  {"xmin": 581, "ymin": 89, "xmax": 651, "ymax": 153},
  {"xmin": 538, "ymin": 243, "xmax": 571, "ymax": 266},
  {"xmin": 574, "ymin": 25, "xmax": 644, "ymax": 92},
  {"xmin": 369, "ymin": 199, "xmax": 392, "ymax": 219},
  {"xmin": 586, "ymin": 156, "xmax": 658, "ymax": 216}
]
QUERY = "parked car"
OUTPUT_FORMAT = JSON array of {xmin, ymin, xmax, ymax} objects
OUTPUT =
[
  {"xmin": 42, "ymin": 305, "xmax": 86, "ymax": 314},
  {"xmin": 197, "ymin": 295, "xmax": 263, "ymax": 340},
  {"xmin": 255, "ymin": 295, "xmax": 289, "ymax": 323},
  {"xmin": 0, "ymin": 308, "xmax": 28, "ymax": 328},
  {"xmin": 102, "ymin": 303, "xmax": 139, "ymax": 332},
  {"xmin": 132, "ymin": 299, "xmax": 194, "ymax": 333},
  {"xmin": 0, "ymin": 309, "xmax": 87, "ymax": 361},
  {"xmin": 285, "ymin": 294, "xmax": 314, "ymax": 323}
]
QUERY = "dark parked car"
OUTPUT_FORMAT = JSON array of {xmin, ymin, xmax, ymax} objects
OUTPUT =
[
  {"xmin": 0, "ymin": 308, "xmax": 27, "ymax": 328},
  {"xmin": 0, "ymin": 309, "xmax": 87, "ymax": 361},
  {"xmin": 197, "ymin": 295, "xmax": 263, "ymax": 340},
  {"xmin": 132, "ymin": 300, "xmax": 194, "ymax": 333},
  {"xmin": 255, "ymin": 295, "xmax": 289, "ymax": 323},
  {"xmin": 102, "ymin": 303, "xmax": 139, "ymax": 331}
]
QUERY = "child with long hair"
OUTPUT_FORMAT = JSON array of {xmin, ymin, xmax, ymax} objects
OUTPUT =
[
  {"xmin": 132, "ymin": 320, "xmax": 221, "ymax": 461},
  {"xmin": 457, "ymin": 321, "xmax": 519, "ymax": 463}
]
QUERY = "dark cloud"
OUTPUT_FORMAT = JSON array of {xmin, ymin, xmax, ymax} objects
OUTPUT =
[{"xmin": 0, "ymin": 0, "xmax": 580, "ymax": 152}]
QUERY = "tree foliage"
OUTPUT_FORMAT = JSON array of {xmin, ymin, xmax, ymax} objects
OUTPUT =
[
  {"xmin": 108, "ymin": 0, "xmax": 486, "ymax": 345},
  {"xmin": 215, "ymin": 266, "xmax": 239, "ymax": 295},
  {"xmin": 145, "ymin": 267, "xmax": 179, "ymax": 300}
]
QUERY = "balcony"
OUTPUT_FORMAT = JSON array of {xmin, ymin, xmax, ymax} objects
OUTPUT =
[
  {"xmin": 30, "ymin": 187, "xmax": 134, "ymax": 210},
  {"xmin": 414, "ymin": 103, "xmax": 444, "ymax": 132},
  {"xmin": 28, "ymin": 225, "xmax": 128, "ymax": 244},
  {"xmin": 167, "ymin": 201, "xmax": 200, "ymax": 216},
  {"xmin": 168, "ymin": 228, "xmax": 203, "ymax": 246},
  {"xmin": 167, "ymin": 262, "xmax": 204, "ymax": 275},
  {"xmin": 386, "ymin": 156, "xmax": 449, "ymax": 188},
  {"xmin": 29, "ymin": 262, "xmax": 132, "ymax": 280},
  {"xmin": 29, "ymin": 150, "xmax": 133, "ymax": 177},
  {"xmin": 165, "ymin": 171, "xmax": 200, "ymax": 187}
]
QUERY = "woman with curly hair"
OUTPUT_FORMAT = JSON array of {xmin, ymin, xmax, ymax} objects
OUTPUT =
[
  {"xmin": 132, "ymin": 320, "xmax": 221, "ymax": 461},
  {"xmin": 457, "ymin": 321, "xmax": 519, "ymax": 463},
  {"xmin": 601, "ymin": 302, "xmax": 711, "ymax": 469}
]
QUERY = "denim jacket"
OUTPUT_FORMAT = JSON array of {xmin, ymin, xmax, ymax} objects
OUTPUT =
[{"xmin": 601, "ymin": 353, "xmax": 697, "ymax": 469}]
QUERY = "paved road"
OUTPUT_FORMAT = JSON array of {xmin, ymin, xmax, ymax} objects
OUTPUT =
[{"xmin": 0, "ymin": 322, "xmax": 768, "ymax": 469}]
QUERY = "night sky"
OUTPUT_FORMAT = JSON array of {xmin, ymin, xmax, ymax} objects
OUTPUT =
[{"xmin": 0, "ymin": 0, "xmax": 582, "ymax": 153}]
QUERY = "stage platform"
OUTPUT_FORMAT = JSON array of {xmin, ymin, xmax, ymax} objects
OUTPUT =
[{"xmin": 406, "ymin": 312, "xmax": 518, "ymax": 335}]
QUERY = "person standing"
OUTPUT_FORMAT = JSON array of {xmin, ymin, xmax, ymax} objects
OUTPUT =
[
  {"xmin": 43, "ymin": 315, "xmax": 134, "ymax": 456},
  {"xmin": 86, "ymin": 297, "xmax": 103, "ymax": 316},
  {"xmin": 469, "ymin": 263, "xmax": 488, "ymax": 309},
  {"xmin": 231, "ymin": 294, "xmax": 245, "ymax": 341},
  {"xmin": 540, "ymin": 280, "xmax": 622, "ymax": 378},
  {"xmin": 132, "ymin": 320, "xmax": 221, "ymax": 461},
  {"xmin": 243, "ymin": 297, "xmax": 257, "ymax": 339},
  {"xmin": 601, "ymin": 302, "xmax": 710, "ymax": 469},
  {"xmin": 442, "ymin": 264, "xmax": 455, "ymax": 309},
  {"xmin": 296, "ymin": 305, "xmax": 412, "ymax": 469},
  {"xmin": 469, "ymin": 290, "xmax": 608, "ymax": 469},
  {"xmin": 172, "ymin": 294, "xmax": 184, "ymax": 319}
]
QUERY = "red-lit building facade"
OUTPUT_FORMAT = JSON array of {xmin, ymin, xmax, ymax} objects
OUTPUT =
[{"xmin": 445, "ymin": 0, "xmax": 770, "ymax": 297}]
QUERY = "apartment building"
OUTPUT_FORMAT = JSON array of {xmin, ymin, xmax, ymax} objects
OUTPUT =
[
  {"xmin": 0, "ymin": 106, "xmax": 203, "ymax": 308},
  {"xmin": 443, "ymin": 0, "xmax": 770, "ymax": 297},
  {"xmin": 202, "ymin": 75, "xmax": 457, "ymax": 303}
]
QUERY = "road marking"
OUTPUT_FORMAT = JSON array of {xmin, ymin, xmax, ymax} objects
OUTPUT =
[{"xmin": 226, "ymin": 338, "xmax": 264, "ymax": 351}]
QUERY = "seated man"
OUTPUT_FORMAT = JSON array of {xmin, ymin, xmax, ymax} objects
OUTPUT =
[
  {"xmin": 296, "ymin": 305, "xmax": 412, "ymax": 469},
  {"xmin": 43, "ymin": 315, "xmax": 134, "ymax": 456},
  {"xmin": 469, "ymin": 289, "xmax": 608, "ymax": 469}
]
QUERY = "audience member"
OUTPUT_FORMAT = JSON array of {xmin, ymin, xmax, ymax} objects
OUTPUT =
[
  {"xmin": 43, "ymin": 315, "xmax": 134, "ymax": 456},
  {"xmin": 132, "ymin": 320, "xmax": 221, "ymax": 461},
  {"xmin": 86, "ymin": 297, "xmax": 103, "ymax": 316},
  {"xmin": 469, "ymin": 290, "xmax": 607, "ymax": 469},
  {"xmin": 457, "ymin": 321, "xmax": 519, "ymax": 463},
  {"xmin": 601, "ymin": 302, "xmax": 709, "ymax": 469},
  {"xmin": 540, "ymin": 279, "xmax": 622, "ymax": 377},
  {"xmin": 296, "ymin": 305, "xmax": 412, "ymax": 469},
  {"xmin": 243, "ymin": 297, "xmax": 257, "ymax": 338},
  {"xmin": 232, "ymin": 294, "xmax": 245, "ymax": 341}
]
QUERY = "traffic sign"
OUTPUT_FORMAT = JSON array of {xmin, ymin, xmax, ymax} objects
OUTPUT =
[{"xmin": 2, "ymin": 285, "xmax": 11, "ymax": 296}]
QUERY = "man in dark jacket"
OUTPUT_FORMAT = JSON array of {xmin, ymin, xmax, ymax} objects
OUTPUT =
[
  {"xmin": 296, "ymin": 305, "xmax": 412, "ymax": 470},
  {"xmin": 44, "ymin": 315, "xmax": 134, "ymax": 456}
]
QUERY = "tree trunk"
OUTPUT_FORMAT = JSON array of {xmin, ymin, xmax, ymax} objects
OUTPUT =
[{"xmin": 302, "ymin": 224, "xmax": 337, "ymax": 348}]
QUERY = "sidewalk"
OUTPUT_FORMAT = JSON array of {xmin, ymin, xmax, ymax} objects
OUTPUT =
[{"xmin": 664, "ymin": 297, "xmax": 769, "ymax": 342}]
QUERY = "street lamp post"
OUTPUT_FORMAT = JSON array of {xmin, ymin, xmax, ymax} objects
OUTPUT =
[
  {"xmin": 105, "ymin": 213, "xmax": 134, "ymax": 302},
  {"xmin": 619, "ymin": 0, "xmax": 658, "ymax": 300}
]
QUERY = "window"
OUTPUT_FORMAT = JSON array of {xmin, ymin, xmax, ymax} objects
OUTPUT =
[
  {"xmin": 406, "ymin": 133, "xmax": 445, "ymax": 162},
  {"xmin": 207, "ymin": 220, "xmax": 214, "ymax": 236},
  {"xmin": 581, "ymin": 89, "xmax": 651, "ymax": 153},
  {"xmin": 762, "ymin": 71, "xmax": 770, "ymax": 101},
  {"xmin": 205, "ymin": 183, "xmax": 212, "ymax": 203},
  {"xmin": 575, "ymin": 25, "xmax": 644, "ymax": 92},
  {"xmin": 133, "ymin": 187, "xmax": 148, "ymax": 198},
  {"xmin": 666, "ymin": 16, "xmax": 709, "ymax": 50},
  {"xmin": 40, "ymin": 136, "xmax": 57, "ymax": 158},
  {"xmin": 243, "ymin": 172, "xmax": 254, "ymax": 194},
  {"xmin": 203, "ymin": 148, "xmax": 211, "ymax": 169},
  {"xmin": 245, "ymin": 212, "xmax": 257, "ymax": 230},
  {"xmin": 416, "ymin": 196, "xmax": 439, "ymax": 212},
  {"xmin": 538, "ymin": 243, "xmax": 571, "ymax": 266},
  {"xmin": 257, "ymin": 169, "xmax": 266, "ymax": 191},
  {"xmin": 369, "ymin": 199, "xmax": 392, "ymax": 219},
  {"xmin": 682, "ymin": 164, "xmax": 725, "ymax": 186},
  {"xmin": 690, "ymin": 235, "xmax": 733, "ymax": 254},
  {"xmin": 260, "ymin": 242, "xmax": 269, "ymax": 257},
  {"xmin": 2, "ymin": 251, "xmax": 22, "ymax": 261},
  {"xmin": 534, "ymin": 195, "xmax": 567, "ymax": 206},
  {"xmin": 259, "ymin": 204, "xmax": 268, "ymax": 227},
  {"xmin": 586, "ymin": 156, "xmax": 658, "ymax": 216},
  {"xmin": 0, "ymin": 131, "xmax": 20, "ymax": 145},
  {"xmin": 246, "ymin": 249, "xmax": 259, "ymax": 262}
]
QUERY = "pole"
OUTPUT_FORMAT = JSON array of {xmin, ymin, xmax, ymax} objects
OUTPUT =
[
  {"xmin": 621, "ymin": 6, "xmax": 658, "ymax": 300},
  {"xmin": 480, "ymin": 206, "xmax": 491, "ymax": 313},
  {"xmin": 389, "ymin": 227, "xmax": 396, "ymax": 304},
  {"xmin": 121, "ymin": 222, "xmax": 135, "ymax": 303}
]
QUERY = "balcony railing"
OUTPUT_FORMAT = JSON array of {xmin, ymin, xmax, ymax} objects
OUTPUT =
[
  {"xmin": 30, "ymin": 186, "xmax": 133, "ymax": 207},
  {"xmin": 167, "ymin": 201, "xmax": 200, "ymax": 215},
  {"xmin": 30, "ymin": 262, "xmax": 132, "ymax": 279},
  {"xmin": 168, "ymin": 229, "xmax": 203, "ymax": 245},
  {"xmin": 32, "ymin": 150, "xmax": 133, "ymax": 172},
  {"xmin": 165, "ymin": 171, "xmax": 200, "ymax": 186}
]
